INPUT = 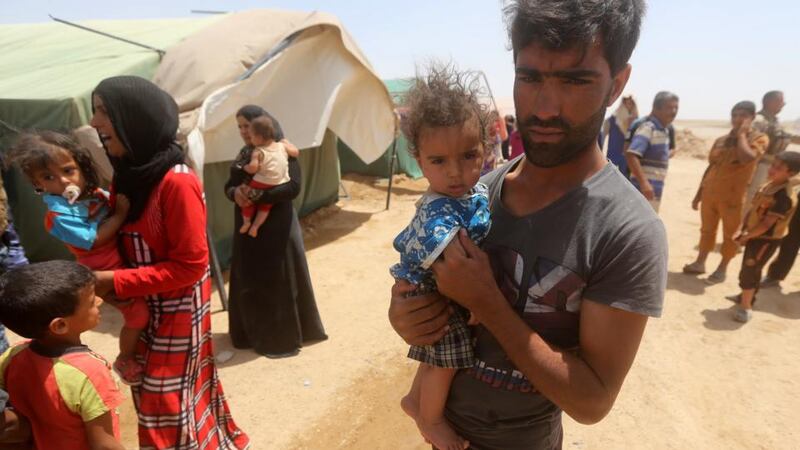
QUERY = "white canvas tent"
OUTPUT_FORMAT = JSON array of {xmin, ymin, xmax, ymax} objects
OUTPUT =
[{"xmin": 152, "ymin": 9, "xmax": 396, "ymax": 171}]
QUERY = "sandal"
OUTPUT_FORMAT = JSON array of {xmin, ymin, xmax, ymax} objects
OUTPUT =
[
  {"xmin": 682, "ymin": 262, "xmax": 706, "ymax": 275},
  {"xmin": 705, "ymin": 270, "xmax": 726, "ymax": 285},
  {"xmin": 734, "ymin": 307, "xmax": 752, "ymax": 323},
  {"xmin": 113, "ymin": 356, "xmax": 144, "ymax": 386}
]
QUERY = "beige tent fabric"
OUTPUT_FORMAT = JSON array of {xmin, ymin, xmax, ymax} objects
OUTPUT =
[{"xmin": 153, "ymin": 9, "xmax": 395, "ymax": 168}]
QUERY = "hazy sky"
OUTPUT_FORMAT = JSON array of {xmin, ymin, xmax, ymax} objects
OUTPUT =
[{"xmin": 4, "ymin": 0, "xmax": 799, "ymax": 120}]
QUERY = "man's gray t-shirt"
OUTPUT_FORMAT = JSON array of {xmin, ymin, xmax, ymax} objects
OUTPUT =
[{"xmin": 444, "ymin": 158, "xmax": 667, "ymax": 450}]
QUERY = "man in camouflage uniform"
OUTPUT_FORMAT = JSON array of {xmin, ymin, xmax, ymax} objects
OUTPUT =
[{"xmin": 746, "ymin": 91, "xmax": 800, "ymax": 205}]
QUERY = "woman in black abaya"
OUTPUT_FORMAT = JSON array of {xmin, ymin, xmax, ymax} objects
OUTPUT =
[{"xmin": 224, "ymin": 105, "xmax": 327, "ymax": 358}]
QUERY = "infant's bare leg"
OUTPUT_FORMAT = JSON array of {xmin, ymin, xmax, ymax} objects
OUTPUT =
[{"xmin": 248, "ymin": 209, "xmax": 270, "ymax": 238}]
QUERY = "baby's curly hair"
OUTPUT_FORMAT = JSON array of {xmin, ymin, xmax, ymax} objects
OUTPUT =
[{"xmin": 401, "ymin": 64, "xmax": 493, "ymax": 156}]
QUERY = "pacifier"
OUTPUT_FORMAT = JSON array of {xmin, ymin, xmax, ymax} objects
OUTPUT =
[{"xmin": 62, "ymin": 185, "xmax": 82, "ymax": 205}]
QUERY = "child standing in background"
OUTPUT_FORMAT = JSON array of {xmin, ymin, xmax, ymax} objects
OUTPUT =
[{"xmin": 730, "ymin": 151, "xmax": 800, "ymax": 323}]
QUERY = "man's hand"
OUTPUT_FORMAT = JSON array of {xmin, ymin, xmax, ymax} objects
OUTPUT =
[
  {"xmin": 234, "ymin": 185, "xmax": 253, "ymax": 208},
  {"xmin": 388, "ymin": 280, "xmax": 450, "ymax": 346},
  {"xmin": 431, "ymin": 230, "xmax": 502, "ymax": 315},
  {"xmin": 639, "ymin": 180, "xmax": 655, "ymax": 200},
  {"xmin": 738, "ymin": 118, "xmax": 753, "ymax": 136},
  {"xmin": 733, "ymin": 230, "xmax": 749, "ymax": 245},
  {"xmin": 0, "ymin": 407, "xmax": 32, "ymax": 445}
]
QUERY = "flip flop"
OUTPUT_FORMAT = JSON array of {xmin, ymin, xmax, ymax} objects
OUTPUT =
[
  {"xmin": 682, "ymin": 262, "xmax": 706, "ymax": 275},
  {"xmin": 705, "ymin": 270, "xmax": 726, "ymax": 284}
]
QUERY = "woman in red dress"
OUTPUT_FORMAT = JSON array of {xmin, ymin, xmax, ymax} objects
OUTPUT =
[{"xmin": 90, "ymin": 76, "xmax": 249, "ymax": 449}]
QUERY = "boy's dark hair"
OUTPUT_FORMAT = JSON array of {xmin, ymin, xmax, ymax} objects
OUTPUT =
[
  {"xmin": 7, "ymin": 131, "xmax": 100, "ymax": 194},
  {"xmin": 401, "ymin": 64, "xmax": 493, "ymax": 156},
  {"xmin": 777, "ymin": 151, "xmax": 800, "ymax": 174},
  {"xmin": 0, "ymin": 261, "xmax": 95, "ymax": 339},
  {"xmin": 505, "ymin": 0, "xmax": 646, "ymax": 74},
  {"xmin": 731, "ymin": 101, "xmax": 756, "ymax": 117},
  {"xmin": 249, "ymin": 116, "xmax": 275, "ymax": 141},
  {"xmin": 762, "ymin": 90, "xmax": 783, "ymax": 106}
]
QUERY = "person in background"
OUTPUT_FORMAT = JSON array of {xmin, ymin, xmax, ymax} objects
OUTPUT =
[
  {"xmin": 0, "ymin": 173, "xmax": 28, "ymax": 355},
  {"xmin": 625, "ymin": 114, "xmax": 676, "ymax": 163},
  {"xmin": 683, "ymin": 101, "xmax": 769, "ymax": 283},
  {"xmin": 509, "ymin": 126, "xmax": 524, "ymax": 160},
  {"xmin": 238, "ymin": 116, "xmax": 299, "ymax": 238},
  {"xmin": 625, "ymin": 91, "xmax": 680, "ymax": 212},
  {"xmin": 745, "ymin": 91, "xmax": 800, "ymax": 206},
  {"xmin": 762, "ymin": 196, "xmax": 800, "ymax": 288},
  {"xmin": 482, "ymin": 111, "xmax": 508, "ymax": 175},
  {"xmin": 602, "ymin": 95, "xmax": 638, "ymax": 176},
  {"xmin": 501, "ymin": 115, "xmax": 515, "ymax": 160},
  {"xmin": 729, "ymin": 152, "xmax": 800, "ymax": 323},
  {"xmin": 224, "ymin": 105, "xmax": 327, "ymax": 359}
]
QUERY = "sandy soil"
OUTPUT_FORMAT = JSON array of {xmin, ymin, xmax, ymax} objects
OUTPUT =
[{"xmin": 7, "ymin": 122, "xmax": 800, "ymax": 449}]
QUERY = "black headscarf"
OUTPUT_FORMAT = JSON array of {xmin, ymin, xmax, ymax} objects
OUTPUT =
[
  {"xmin": 236, "ymin": 105, "xmax": 267, "ymax": 123},
  {"xmin": 235, "ymin": 105, "xmax": 286, "ymax": 144},
  {"xmin": 93, "ymin": 76, "xmax": 186, "ymax": 222}
]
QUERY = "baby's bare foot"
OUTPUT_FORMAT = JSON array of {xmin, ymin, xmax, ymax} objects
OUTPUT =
[
  {"xmin": 239, "ymin": 222, "xmax": 251, "ymax": 234},
  {"xmin": 417, "ymin": 417, "xmax": 469, "ymax": 450},
  {"xmin": 248, "ymin": 227, "xmax": 259, "ymax": 238}
]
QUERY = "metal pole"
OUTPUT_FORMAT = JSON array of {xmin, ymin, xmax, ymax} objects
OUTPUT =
[
  {"xmin": 190, "ymin": 10, "xmax": 228, "ymax": 14},
  {"xmin": 385, "ymin": 118, "xmax": 399, "ymax": 210},
  {"xmin": 206, "ymin": 226, "xmax": 229, "ymax": 311},
  {"xmin": 49, "ymin": 15, "xmax": 166, "ymax": 58},
  {"xmin": 478, "ymin": 71, "xmax": 500, "ymax": 113}
]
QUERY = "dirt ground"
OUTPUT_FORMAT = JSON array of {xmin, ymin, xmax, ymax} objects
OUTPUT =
[{"xmin": 7, "ymin": 121, "xmax": 800, "ymax": 449}]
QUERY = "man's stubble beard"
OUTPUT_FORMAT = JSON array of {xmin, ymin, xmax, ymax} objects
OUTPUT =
[{"xmin": 521, "ymin": 92, "xmax": 611, "ymax": 168}]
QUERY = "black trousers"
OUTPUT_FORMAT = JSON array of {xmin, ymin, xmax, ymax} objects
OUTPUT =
[
  {"xmin": 739, "ymin": 239, "xmax": 780, "ymax": 290},
  {"xmin": 767, "ymin": 193, "xmax": 800, "ymax": 280}
]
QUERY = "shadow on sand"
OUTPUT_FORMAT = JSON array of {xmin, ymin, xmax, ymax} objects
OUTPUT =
[{"xmin": 667, "ymin": 270, "xmax": 708, "ymax": 296}]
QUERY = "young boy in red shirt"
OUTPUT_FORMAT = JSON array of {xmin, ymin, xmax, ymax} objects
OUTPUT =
[{"xmin": 0, "ymin": 261, "xmax": 124, "ymax": 450}]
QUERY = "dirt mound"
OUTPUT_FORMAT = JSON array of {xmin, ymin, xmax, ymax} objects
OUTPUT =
[{"xmin": 675, "ymin": 128, "xmax": 708, "ymax": 159}]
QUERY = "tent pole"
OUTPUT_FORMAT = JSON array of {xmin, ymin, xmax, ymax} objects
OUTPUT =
[
  {"xmin": 478, "ymin": 71, "xmax": 500, "ymax": 113},
  {"xmin": 206, "ymin": 225, "xmax": 229, "ymax": 311},
  {"xmin": 385, "ymin": 120, "xmax": 399, "ymax": 210},
  {"xmin": 48, "ymin": 15, "xmax": 166, "ymax": 58}
]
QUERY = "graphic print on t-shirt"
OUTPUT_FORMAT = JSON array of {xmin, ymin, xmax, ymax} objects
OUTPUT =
[{"xmin": 466, "ymin": 243, "xmax": 585, "ymax": 392}]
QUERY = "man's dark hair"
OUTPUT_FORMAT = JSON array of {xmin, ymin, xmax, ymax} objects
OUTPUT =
[
  {"xmin": 505, "ymin": 0, "xmax": 646, "ymax": 74},
  {"xmin": 762, "ymin": 90, "xmax": 783, "ymax": 107},
  {"xmin": 653, "ymin": 91, "xmax": 679, "ymax": 110},
  {"xmin": 0, "ymin": 261, "xmax": 95, "ymax": 339},
  {"xmin": 249, "ymin": 116, "xmax": 275, "ymax": 141},
  {"xmin": 731, "ymin": 101, "xmax": 756, "ymax": 117},
  {"xmin": 777, "ymin": 151, "xmax": 800, "ymax": 174}
]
